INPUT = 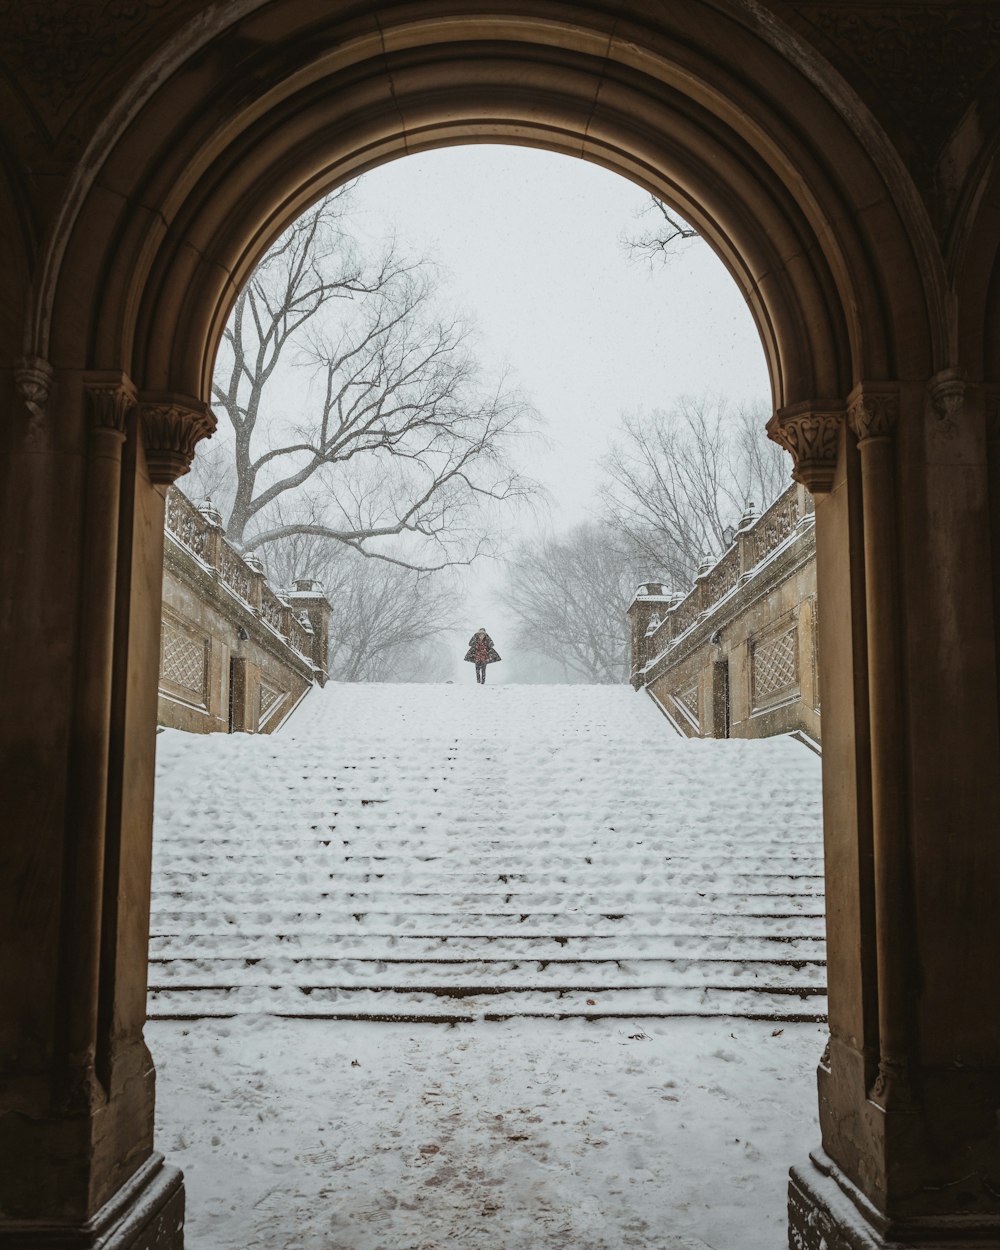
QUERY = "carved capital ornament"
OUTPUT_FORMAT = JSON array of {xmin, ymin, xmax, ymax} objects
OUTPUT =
[
  {"xmin": 139, "ymin": 396, "xmax": 217, "ymax": 484},
  {"xmin": 83, "ymin": 373, "xmax": 137, "ymax": 438},
  {"xmin": 847, "ymin": 385, "xmax": 899, "ymax": 443},
  {"xmin": 766, "ymin": 403, "xmax": 844, "ymax": 494},
  {"xmin": 14, "ymin": 355, "xmax": 55, "ymax": 420}
]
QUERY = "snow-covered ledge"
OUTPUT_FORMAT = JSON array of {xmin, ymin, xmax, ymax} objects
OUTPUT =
[
  {"xmin": 158, "ymin": 489, "xmax": 332, "ymax": 733},
  {"xmin": 628, "ymin": 482, "xmax": 819, "ymax": 743}
]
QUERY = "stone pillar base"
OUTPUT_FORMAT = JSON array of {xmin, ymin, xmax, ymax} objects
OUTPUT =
[
  {"xmin": 790, "ymin": 1151, "xmax": 1000, "ymax": 1250},
  {"xmin": 0, "ymin": 1154, "xmax": 183, "ymax": 1249}
]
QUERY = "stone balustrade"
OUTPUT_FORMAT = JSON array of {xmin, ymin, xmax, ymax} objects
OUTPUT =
[
  {"xmin": 159, "ymin": 489, "xmax": 332, "ymax": 733},
  {"xmin": 627, "ymin": 481, "xmax": 819, "ymax": 743}
]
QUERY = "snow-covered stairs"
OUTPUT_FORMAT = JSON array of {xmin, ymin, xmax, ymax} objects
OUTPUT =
[{"xmin": 149, "ymin": 683, "xmax": 826, "ymax": 1021}]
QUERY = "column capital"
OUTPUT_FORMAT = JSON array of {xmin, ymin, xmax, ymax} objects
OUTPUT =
[
  {"xmin": 138, "ymin": 392, "xmax": 217, "ymax": 484},
  {"xmin": 766, "ymin": 400, "xmax": 844, "ymax": 494},
  {"xmin": 14, "ymin": 355, "xmax": 55, "ymax": 420},
  {"xmin": 847, "ymin": 382, "xmax": 899, "ymax": 444},
  {"xmin": 83, "ymin": 371, "xmax": 137, "ymax": 437}
]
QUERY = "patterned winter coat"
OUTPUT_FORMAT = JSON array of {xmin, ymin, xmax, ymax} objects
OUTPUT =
[{"xmin": 464, "ymin": 631, "xmax": 502, "ymax": 665}]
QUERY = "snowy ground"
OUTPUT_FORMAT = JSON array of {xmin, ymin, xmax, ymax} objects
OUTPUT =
[
  {"xmin": 150, "ymin": 682, "xmax": 826, "ymax": 1246},
  {"xmin": 150, "ymin": 1015, "xmax": 825, "ymax": 1250}
]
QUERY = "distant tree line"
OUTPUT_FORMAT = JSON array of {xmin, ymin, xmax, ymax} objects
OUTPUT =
[{"xmin": 503, "ymin": 395, "xmax": 788, "ymax": 684}]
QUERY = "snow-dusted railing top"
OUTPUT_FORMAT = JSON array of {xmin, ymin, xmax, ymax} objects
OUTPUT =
[
  {"xmin": 627, "ymin": 481, "xmax": 815, "ymax": 684},
  {"xmin": 164, "ymin": 488, "xmax": 317, "ymax": 664}
]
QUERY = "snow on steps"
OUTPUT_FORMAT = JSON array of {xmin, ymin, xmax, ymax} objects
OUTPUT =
[{"xmin": 149, "ymin": 682, "xmax": 826, "ymax": 1022}]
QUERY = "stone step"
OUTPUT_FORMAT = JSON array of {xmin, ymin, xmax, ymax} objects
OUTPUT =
[
  {"xmin": 148, "ymin": 908, "xmax": 826, "ymax": 935},
  {"xmin": 149, "ymin": 889, "xmax": 825, "ymax": 914},
  {"xmin": 147, "ymin": 955, "xmax": 828, "ymax": 988},
  {"xmin": 156, "ymin": 842, "xmax": 821, "ymax": 860},
  {"xmin": 145, "ymin": 983, "xmax": 827, "ymax": 1021},
  {"xmin": 149, "ymin": 933, "xmax": 827, "ymax": 959},
  {"xmin": 153, "ymin": 866, "xmax": 825, "ymax": 889}
]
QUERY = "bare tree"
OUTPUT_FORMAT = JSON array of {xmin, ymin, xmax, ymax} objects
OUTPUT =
[
  {"xmin": 260, "ymin": 525, "xmax": 458, "ymax": 682},
  {"xmin": 623, "ymin": 196, "xmax": 700, "ymax": 265},
  {"xmin": 503, "ymin": 523, "xmax": 644, "ymax": 684},
  {"xmin": 209, "ymin": 189, "xmax": 538, "ymax": 570},
  {"xmin": 601, "ymin": 395, "xmax": 789, "ymax": 589}
]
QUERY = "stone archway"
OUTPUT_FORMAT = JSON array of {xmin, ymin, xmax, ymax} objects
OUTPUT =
[{"xmin": 3, "ymin": 5, "xmax": 1000, "ymax": 1249}]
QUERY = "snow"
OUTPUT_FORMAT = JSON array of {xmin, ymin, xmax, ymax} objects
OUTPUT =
[
  {"xmin": 149, "ymin": 1015, "xmax": 826, "ymax": 1250},
  {"xmin": 149, "ymin": 681, "xmax": 827, "ymax": 1246}
]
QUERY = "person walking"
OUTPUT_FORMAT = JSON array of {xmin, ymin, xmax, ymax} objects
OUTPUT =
[{"xmin": 464, "ymin": 627, "xmax": 501, "ymax": 684}]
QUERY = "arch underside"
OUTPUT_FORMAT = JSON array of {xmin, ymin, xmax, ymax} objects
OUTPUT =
[{"xmin": 42, "ymin": 2, "xmax": 951, "ymax": 420}]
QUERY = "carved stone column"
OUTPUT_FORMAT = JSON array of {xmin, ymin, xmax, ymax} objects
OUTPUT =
[
  {"xmin": 58, "ymin": 373, "xmax": 137, "ymax": 1113},
  {"xmin": 626, "ymin": 586, "xmax": 670, "ymax": 688},
  {"xmin": 791, "ymin": 375, "xmax": 1000, "ymax": 1249},
  {"xmin": 287, "ymin": 580, "xmax": 333, "ymax": 686},
  {"xmin": 845, "ymin": 383, "xmax": 913, "ymax": 1110},
  {"xmin": 0, "ymin": 369, "xmax": 185, "ymax": 1249}
]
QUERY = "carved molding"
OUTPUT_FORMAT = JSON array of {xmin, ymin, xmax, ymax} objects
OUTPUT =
[
  {"xmin": 928, "ymin": 369, "xmax": 965, "ymax": 426},
  {"xmin": 847, "ymin": 384, "xmax": 899, "ymax": 444},
  {"xmin": 766, "ymin": 403, "xmax": 844, "ymax": 495},
  {"xmin": 83, "ymin": 372, "xmax": 137, "ymax": 438},
  {"xmin": 139, "ymin": 396, "xmax": 217, "ymax": 485},
  {"xmin": 14, "ymin": 355, "xmax": 55, "ymax": 420},
  {"xmin": 869, "ymin": 1058, "xmax": 916, "ymax": 1114}
]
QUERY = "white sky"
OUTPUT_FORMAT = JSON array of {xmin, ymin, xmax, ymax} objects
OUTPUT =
[
  {"xmin": 342, "ymin": 145, "xmax": 770, "ymax": 672},
  {"xmin": 348, "ymin": 145, "xmax": 770, "ymax": 530}
]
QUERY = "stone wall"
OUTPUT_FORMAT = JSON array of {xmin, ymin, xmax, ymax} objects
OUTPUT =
[
  {"xmin": 159, "ymin": 490, "xmax": 331, "ymax": 733},
  {"xmin": 628, "ymin": 483, "xmax": 819, "ymax": 744}
]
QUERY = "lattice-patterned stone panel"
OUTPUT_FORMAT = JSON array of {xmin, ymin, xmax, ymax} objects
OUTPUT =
[
  {"xmin": 160, "ymin": 619, "xmax": 209, "ymax": 704},
  {"xmin": 752, "ymin": 626, "xmax": 799, "ymax": 709},
  {"xmin": 259, "ymin": 681, "xmax": 286, "ymax": 726},
  {"xmin": 672, "ymin": 682, "xmax": 700, "ymax": 729}
]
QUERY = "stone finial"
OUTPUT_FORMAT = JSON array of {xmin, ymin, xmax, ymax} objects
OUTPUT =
[
  {"xmin": 14, "ymin": 355, "xmax": 55, "ymax": 420},
  {"xmin": 139, "ymin": 395, "xmax": 217, "ymax": 484},
  {"xmin": 737, "ymin": 501, "xmax": 757, "ymax": 530},
  {"xmin": 766, "ymin": 402, "xmax": 844, "ymax": 494},
  {"xmin": 847, "ymin": 384, "xmax": 899, "ymax": 444},
  {"xmin": 197, "ymin": 500, "xmax": 224, "ymax": 528},
  {"xmin": 696, "ymin": 553, "xmax": 714, "ymax": 578}
]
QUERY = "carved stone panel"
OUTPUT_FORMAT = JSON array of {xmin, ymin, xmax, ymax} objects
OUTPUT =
[
  {"xmin": 672, "ymin": 682, "xmax": 701, "ymax": 730},
  {"xmin": 160, "ymin": 615, "xmax": 210, "ymax": 708},
  {"xmin": 751, "ymin": 623, "xmax": 800, "ymax": 711}
]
